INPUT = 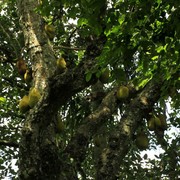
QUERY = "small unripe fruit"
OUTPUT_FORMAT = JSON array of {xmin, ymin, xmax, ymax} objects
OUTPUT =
[
  {"xmin": 94, "ymin": 136, "xmax": 101, "ymax": 147},
  {"xmin": 99, "ymin": 68, "xmax": 110, "ymax": 83},
  {"xmin": 136, "ymin": 132, "xmax": 149, "ymax": 150},
  {"xmin": 24, "ymin": 69, "xmax": 32, "ymax": 83},
  {"xmin": 28, "ymin": 88, "xmax": 41, "ymax": 108},
  {"xmin": 116, "ymin": 86, "xmax": 129, "ymax": 99},
  {"xmin": 154, "ymin": 116, "xmax": 161, "ymax": 128},
  {"xmin": 56, "ymin": 57, "xmax": 66, "ymax": 72},
  {"xmin": 19, "ymin": 95, "xmax": 30, "ymax": 113},
  {"xmin": 147, "ymin": 117, "xmax": 155, "ymax": 131},
  {"xmin": 45, "ymin": 24, "xmax": 55, "ymax": 40},
  {"xmin": 158, "ymin": 114, "xmax": 167, "ymax": 130},
  {"xmin": 57, "ymin": 117, "xmax": 65, "ymax": 133}
]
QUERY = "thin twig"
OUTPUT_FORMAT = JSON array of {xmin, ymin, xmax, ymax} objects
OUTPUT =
[{"xmin": 54, "ymin": 45, "xmax": 86, "ymax": 51}]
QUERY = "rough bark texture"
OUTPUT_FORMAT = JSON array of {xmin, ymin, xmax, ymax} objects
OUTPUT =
[
  {"xmin": 17, "ymin": 0, "xmax": 56, "ymax": 90},
  {"xmin": 16, "ymin": 0, "xmax": 58, "ymax": 179}
]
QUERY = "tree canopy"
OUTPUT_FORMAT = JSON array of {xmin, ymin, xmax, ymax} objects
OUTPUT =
[{"xmin": 0, "ymin": 0, "xmax": 179, "ymax": 179}]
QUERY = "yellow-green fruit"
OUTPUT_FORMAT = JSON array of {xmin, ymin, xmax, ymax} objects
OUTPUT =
[
  {"xmin": 99, "ymin": 68, "xmax": 110, "ymax": 83},
  {"xmin": 94, "ymin": 136, "xmax": 101, "ymax": 147},
  {"xmin": 56, "ymin": 57, "xmax": 66, "ymax": 72},
  {"xmin": 136, "ymin": 132, "xmax": 149, "ymax": 150},
  {"xmin": 158, "ymin": 114, "xmax": 167, "ymax": 130},
  {"xmin": 116, "ymin": 86, "xmax": 129, "ymax": 100},
  {"xmin": 19, "ymin": 95, "xmax": 30, "ymax": 113},
  {"xmin": 24, "ymin": 69, "xmax": 32, "ymax": 83},
  {"xmin": 28, "ymin": 88, "xmax": 41, "ymax": 108},
  {"xmin": 57, "ymin": 117, "xmax": 65, "ymax": 133},
  {"xmin": 154, "ymin": 116, "xmax": 161, "ymax": 128},
  {"xmin": 147, "ymin": 117, "xmax": 155, "ymax": 131},
  {"xmin": 45, "ymin": 24, "xmax": 55, "ymax": 40}
]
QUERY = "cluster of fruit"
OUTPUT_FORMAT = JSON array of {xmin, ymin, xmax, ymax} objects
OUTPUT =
[
  {"xmin": 16, "ymin": 58, "xmax": 41, "ymax": 113},
  {"xmin": 16, "ymin": 59, "xmax": 32, "ymax": 83},
  {"xmin": 135, "ymin": 114, "xmax": 167, "ymax": 150},
  {"xmin": 147, "ymin": 114, "xmax": 167, "ymax": 131},
  {"xmin": 17, "ymin": 56, "xmax": 66, "ymax": 113},
  {"xmin": 115, "ymin": 84, "xmax": 167, "ymax": 151},
  {"xmin": 19, "ymin": 88, "xmax": 41, "ymax": 113}
]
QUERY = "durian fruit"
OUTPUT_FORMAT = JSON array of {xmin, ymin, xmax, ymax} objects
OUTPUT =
[
  {"xmin": 94, "ymin": 136, "xmax": 101, "ymax": 147},
  {"xmin": 154, "ymin": 116, "xmax": 162, "ymax": 128},
  {"xmin": 136, "ymin": 132, "xmax": 149, "ymax": 150},
  {"xmin": 24, "ymin": 69, "xmax": 32, "ymax": 83},
  {"xmin": 147, "ymin": 117, "xmax": 155, "ymax": 131},
  {"xmin": 16, "ymin": 59, "xmax": 27, "ymax": 76},
  {"xmin": 28, "ymin": 88, "xmax": 41, "ymax": 108},
  {"xmin": 116, "ymin": 85, "xmax": 129, "ymax": 100},
  {"xmin": 158, "ymin": 114, "xmax": 167, "ymax": 130},
  {"xmin": 56, "ymin": 57, "xmax": 66, "ymax": 72},
  {"xmin": 56, "ymin": 117, "xmax": 65, "ymax": 133},
  {"xmin": 19, "ymin": 95, "xmax": 30, "ymax": 113},
  {"xmin": 45, "ymin": 24, "xmax": 55, "ymax": 40},
  {"xmin": 99, "ymin": 68, "xmax": 110, "ymax": 83},
  {"xmin": 147, "ymin": 114, "xmax": 167, "ymax": 131}
]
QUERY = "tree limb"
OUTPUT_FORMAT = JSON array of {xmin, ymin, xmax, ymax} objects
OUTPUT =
[
  {"xmin": 0, "ymin": 140, "xmax": 19, "ymax": 148},
  {"xmin": 96, "ymin": 77, "xmax": 164, "ymax": 179},
  {"xmin": 0, "ymin": 22, "xmax": 21, "ymax": 57},
  {"xmin": 64, "ymin": 89, "xmax": 117, "ymax": 163},
  {"xmin": 2, "ymin": 76, "xmax": 29, "ymax": 91},
  {"xmin": 54, "ymin": 45, "xmax": 86, "ymax": 51}
]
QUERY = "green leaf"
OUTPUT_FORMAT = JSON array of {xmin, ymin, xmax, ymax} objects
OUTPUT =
[
  {"xmin": 0, "ymin": 97, "xmax": 6, "ymax": 103},
  {"xmin": 118, "ymin": 14, "xmax": 125, "ymax": 25},
  {"xmin": 85, "ymin": 72, "xmax": 92, "ymax": 82},
  {"xmin": 77, "ymin": 18, "xmax": 88, "ymax": 27},
  {"xmin": 138, "ymin": 78, "xmax": 152, "ymax": 88},
  {"xmin": 156, "ymin": 45, "xmax": 164, "ymax": 53},
  {"xmin": 114, "ymin": 68, "xmax": 126, "ymax": 83},
  {"xmin": 151, "ymin": 55, "xmax": 158, "ymax": 60}
]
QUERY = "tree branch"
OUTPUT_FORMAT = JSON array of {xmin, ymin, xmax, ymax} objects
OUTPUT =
[
  {"xmin": 0, "ymin": 140, "xmax": 19, "ymax": 148},
  {"xmin": 0, "ymin": 22, "xmax": 21, "ymax": 57},
  {"xmin": 2, "ymin": 76, "xmax": 29, "ymax": 91},
  {"xmin": 54, "ymin": 45, "xmax": 86, "ymax": 51},
  {"xmin": 64, "ymin": 89, "xmax": 117, "ymax": 162},
  {"xmin": 96, "ymin": 77, "xmax": 164, "ymax": 179}
]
